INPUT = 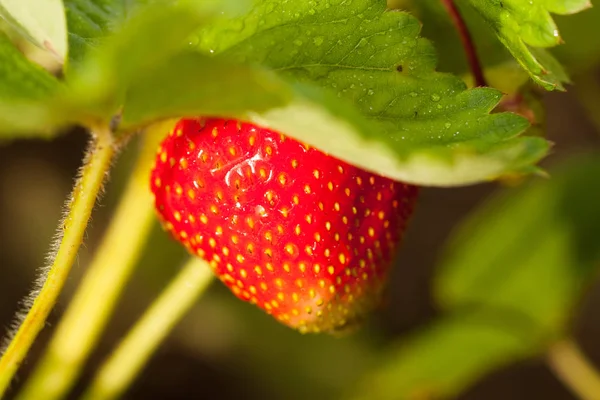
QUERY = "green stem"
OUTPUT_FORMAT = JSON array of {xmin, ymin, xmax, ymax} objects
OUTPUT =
[
  {"xmin": 82, "ymin": 257, "xmax": 213, "ymax": 400},
  {"xmin": 547, "ymin": 339, "xmax": 600, "ymax": 400},
  {"xmin": 0, "ymin": 127, "xmax": 115, "ymax": 397},
  {"xmin": 16, "ymin": 124, "xmax": 167, "ymax": 400}
]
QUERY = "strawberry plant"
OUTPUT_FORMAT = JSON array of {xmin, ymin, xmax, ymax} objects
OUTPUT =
[{"xmin": 0, "ymin": 0, "xmax": 599, "ymax": 399}]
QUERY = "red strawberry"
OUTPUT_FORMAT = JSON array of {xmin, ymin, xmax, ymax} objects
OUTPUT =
[{"xmin": 150, "ymin": 118, "xmax": 418, "ymax": 334}]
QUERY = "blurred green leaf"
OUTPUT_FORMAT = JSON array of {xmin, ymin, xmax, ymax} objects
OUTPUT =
[
  {"xmin": 349, "ymin": 312, "xmax": 538, "ymax": 400},
  {"xmin": 0, "ymin": 32, "xmax": 59, "ymax": 100},
  {"xmin": 0, "ymin": 102, "xmax": 73, "ymax": 139},
  {"xmin": 0, "ymin": 0, "xmax": 67, "ymax": 61},
  {"xmin": 0, "ymin": 32, "xmax": 68, "ymax": 138},
  {"xmin": 464, "ymin": 0, "xmax": 590, "ymax": 90},
  {"xmin": 192, "ymin": 0, "xmax": 548, "ymax": 186},
  {"xmin": 349, "ymin": 155, "xmax": 600, "ymax": 400},
  {"xmin": 119, "ymin": 53, "xmax": 293, "ymax": 130},
  {"xmin": 0, "ymin": 1, "xmax": 255, "ymax": 137},
  {"xmin": 436, "ymin": 155, "xmax": 600, "ymax": 338}
]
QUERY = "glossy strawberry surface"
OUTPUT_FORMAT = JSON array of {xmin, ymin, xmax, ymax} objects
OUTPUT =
[{"xmin": 151, "ymin": 118, "xmax": 418, "ymax": 333}]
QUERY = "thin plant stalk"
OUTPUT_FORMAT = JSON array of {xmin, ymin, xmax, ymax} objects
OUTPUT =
[
  {"xmin": 16, "ymin": 124, "xmax": 169, "ymax": 400},
  {"xmin": 547, "ymin": 339, "xmax": 600, "ymax": 400},
  {"xmin": 0, "ymin": 127, "xmax": 115, "ymax": 397},
  {"xmin": 82, "ymin": 257, "xmax": 213, "ymax": 400},
  {"xmin": 440, "ymin": 0, "xmax": 487, "ymax": 87}
]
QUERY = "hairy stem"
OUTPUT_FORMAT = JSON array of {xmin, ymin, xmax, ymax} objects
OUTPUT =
[
  {"xmin": 547, "ymin": 339, "xmax": 600, "ymax": 400},
  {"xmin": 16, "ymin": 123, "xmax": 168, "ymax": 400},
  {"xmin": 0, "ymin": 127, "xmax": 115, "ymax": 397},
  {"xmin": 440, "ymin": 0, "xmax": 487, "ymax": 87},
  {"xmin": 82, "ymin": 257, "xmax": 213, "ymax": 400}
]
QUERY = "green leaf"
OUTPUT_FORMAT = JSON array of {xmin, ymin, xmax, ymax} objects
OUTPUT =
[
  {"xmin": 404, "ymin": 0, "xmax": 532, "ymax": 92},
  {"xmin": 63, "ymin": 0, "xmax": 155, "ymax": 63},
  {"xmin": 248, "ymin": 89, "xmax": 548, "ymax": 186},
  {"xmin": 0, "ymin": 101, "xmax": 74, "ymax": 139},
  {"xmin": 190, "ymin": 0, "xmax": 548, "ymax": 186},
  {"xmin": 349, "ymin": 312, "xmax": 538, "ymax": 400},
  {"xmin": 464, "ymin": 0, "xmax": 591, "ymax": 90},
  {"xmin": 0, "ymin": 32, "xmax": 59, "ymax": 100},
  {"xmin": 436, "ymin": 155, "xmax": 600, "ymax": 338},
  {"xmin": 63, "ymin": 0, "xmax": 248, "ymax": 64},
  {"xmin": 119, "ymin": 52, "xmax": 293, "ymax": 130},
  {"xmin": 65, "ymin": 1, "xmax": 250, "ymax": 122},
  {"xmin": 0, "ymin": 0, "xmax": 67, "ymax": 62},
  {"xmin": 0, "ymin": 32, "xmax": 68, "ymax": 138},
  {"xmin": 402, "ymin": 0, "xmax": 600, "ymax": 89},
  {"xmin": 3, "ymin": 1, "xmax": 261, "ymax": 139}
]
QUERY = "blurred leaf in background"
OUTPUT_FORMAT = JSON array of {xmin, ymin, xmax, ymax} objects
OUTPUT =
[
  {"xmin": 0, "ymin": 32, "xmax": 59, "ymax": 101},
  {"xmin": 349, "ymin": 312, "xmax": 539, "ymax": 400},
  {"xmin": 349, "ymin": 154, "xmax": 600, "ymax": 399},
  {"xmin": 0, "ymin": 31, "xmax": 67, "ymax": 138},
  {"xmin": 436, "ymin": 155, "xmax": 600, "ymax": 339}
]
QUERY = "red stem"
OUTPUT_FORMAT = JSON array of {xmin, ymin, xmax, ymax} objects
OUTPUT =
[{"xmin": 440, "ymin": 0, "xmax": 487, "ymax": 87}]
